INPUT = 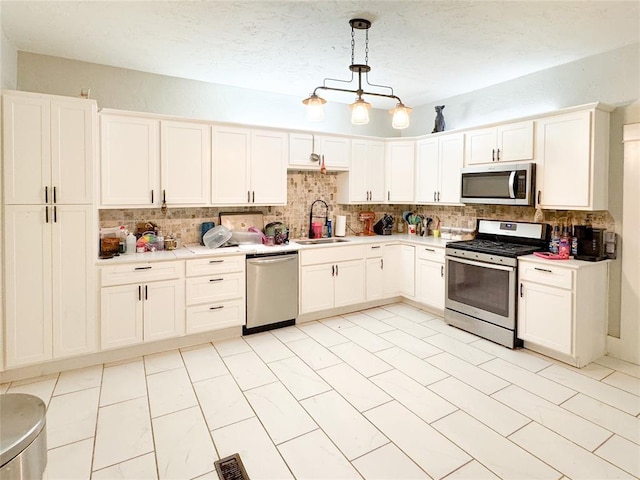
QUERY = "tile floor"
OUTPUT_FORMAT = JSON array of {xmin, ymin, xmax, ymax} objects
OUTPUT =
[{"xmin": 2, "ymin": 302, "xmax": 640, "ymax": 480}]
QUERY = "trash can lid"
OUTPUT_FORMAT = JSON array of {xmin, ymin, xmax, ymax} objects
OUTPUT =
[{"xmin": 0, "ymin": 393, "xmax": 47, "ymax": 467}]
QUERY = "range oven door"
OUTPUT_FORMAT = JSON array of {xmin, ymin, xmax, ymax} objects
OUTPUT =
[{"xmin": 445, "ymin": 256, "xmax": 516, "ymax": 329}]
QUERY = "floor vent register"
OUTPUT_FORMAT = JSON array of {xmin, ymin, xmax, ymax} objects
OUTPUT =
[{"xmin": 214, "ymin": 453, "xmax": 250, "ymax": 480}]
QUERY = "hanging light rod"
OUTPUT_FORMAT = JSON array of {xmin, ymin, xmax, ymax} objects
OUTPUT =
[{"xmin": 303, "ymin": 18, "xmax": 412, "ymax": 129}]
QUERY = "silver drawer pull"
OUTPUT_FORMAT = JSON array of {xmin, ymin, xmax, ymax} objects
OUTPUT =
[
  {"xmin": 534, "ymin": 267, "xmax": 552, "ymax": 273},
  {"xmin": 424, "ymin": 248, "xmax": 435, "ymax": 252},
  {"xmin": 134, "ymin": 266, "xmax": 152, "ymax": 271},
  {"xmin": 371, "ymin": 246, "xmax": 381, "ymax": 249},
  {"xmin": 209, "ymin": 260, "xmax": 224, "ymax": 264},
  {"xmin": 209, "ymin": 305, "xmax": 224, "ymax": 310},
  {"xmin": 209, "ymin": 278, "xmax": 224, "ymax": 282}
]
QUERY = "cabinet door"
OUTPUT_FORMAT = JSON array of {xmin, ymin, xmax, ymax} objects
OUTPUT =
[
  {"xmin": 366, "ymin": 141, "xmax": 386, "ymax": 202},
  {"xmin": 400, "ymin": 245, "xmax": 415, "ymax": 298},
  {"xmin": 382, "ymin": 245, "xmax": 402, "ymax": 297},
  {"xmin": 386, "ymin": 141, "xmax": 415, "ymax": 202},
  {"xmin": 334, "ymin": 260, "xmax": 365, "ymax": 307},
  {"xmin": 4, "ymin": 205, "xmax": 53, "ymax": 367},
  {"xmin": 416, "ymin": 259, "xmax": 445, "ymax": 310},
  {"xmin": 144, "ymin": 279, "xmax": 185, "ymax": 342},
  {"xmin": 186, "ymin": 298, "xmax": 245, "ymax": 334},
  {"xmin": 464, "ymin": 127, "xmax": 497, "ymax": 165},
  {"xmin": 319, "ymin": 135, "xmax": 350, "ymax": 170},
  {"xmin": 211, "ymin": 126, "xmax": 251, "ymax": 204},
  {"xmin": 497, "ymin": 121, "xmax": 533, "ymax": 162},
  {"xmin": 438, "ymin": 134, "xmax": 464, "ymax": 204},
  {"xmin": 288, "ymin": 133, "xmax": 320, "ymax": 169},
  {"xmin": 300, "ymin": 264, "xmax": 334, "ymax": 314},
  {"xmin": 349, "ymin": 140, "xmax": 371, "ymax": 202},
  {"xmin": 51, "ymin": 205, "xmax": 97, "ymax": 358},
  {"xmin": 101, "ymin": 285, "xmax": 143, "ymax": 350},
  {"xmin": 518, "ymin": 281, "xmax": 573, "ymax": 355},
  {"xmin": 161, "ymin": 121, "xmax": 211, "ymax": 206},
  {"xmin": 415, "ymin": 138, "xmax": 439, "ymax": 203},
  {"xmin": 366, "ymin": 257, "xmax": 384, "ymax": 301},
  {"xmin": 251, "ymin": 129, "xmax": 287, "ymax": 205},
  {"xmin": 101, "ymin": 114, "xmax": 160, "ymax": 206},
  {"xmin": 51, "ymin": 99, "xmax": 95, "ymax": 204},
  {"xmin": 536, "ymin": 111, "xmax": 591, "ymax": 208},
  {"xmin": 3, "ymin": 94, "xmax": 51, "ymax": 204}
]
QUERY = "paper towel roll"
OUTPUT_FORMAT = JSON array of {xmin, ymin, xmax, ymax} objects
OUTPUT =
[{"xmin": 335, "ymin": 215, "xmax": 346, "ymax": 237}]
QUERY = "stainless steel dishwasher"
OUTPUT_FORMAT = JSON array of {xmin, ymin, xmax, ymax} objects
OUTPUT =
[{"xmin": 244, "ymin": 251, "xmax": 298, "ymax": 335}]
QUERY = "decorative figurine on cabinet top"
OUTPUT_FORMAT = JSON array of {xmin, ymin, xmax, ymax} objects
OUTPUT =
[{"xmin": 432, "ymin": 105, "xmax": 446, "ymax": 133}]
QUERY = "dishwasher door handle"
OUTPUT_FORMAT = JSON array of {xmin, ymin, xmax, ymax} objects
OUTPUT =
[{"xmin": 248, "ymin": 256, "xmax": 297, "ymax": 266}]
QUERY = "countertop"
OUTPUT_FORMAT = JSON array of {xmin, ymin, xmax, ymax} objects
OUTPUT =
[
  {"xmin": 95, "ymin": 234, "xmax": 451, "ymax": 265},
  {"xmin": 518, "ymin": 253, "xmax": 612, "ymax": 269}
]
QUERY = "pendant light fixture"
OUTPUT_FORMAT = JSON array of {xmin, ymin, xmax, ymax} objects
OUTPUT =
[{"xmin": 302, "ymin": 18, "xmax": 412, "ymax": 129}]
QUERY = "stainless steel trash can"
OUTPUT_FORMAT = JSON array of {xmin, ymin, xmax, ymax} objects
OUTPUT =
[{"xmin": 0, "ymin": 394, "xmax": 47, "ymax": 480}]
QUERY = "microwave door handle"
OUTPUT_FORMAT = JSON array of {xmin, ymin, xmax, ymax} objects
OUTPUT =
[{"xmin": 508, "ymin": 171, "xmax": 517, "ymax": 198}]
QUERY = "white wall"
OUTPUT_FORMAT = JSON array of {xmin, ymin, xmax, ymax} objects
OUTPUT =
[
  {"xmin": 1, "ymin": 27, "xmax": 17, "ymax": 90},
  {"xmin": 16, "ymin": 52, "xmax": 397, "ymax": 138},
  {"xmin": 406, "ymin": 43, "xmax": 640, "ymax": 137}
]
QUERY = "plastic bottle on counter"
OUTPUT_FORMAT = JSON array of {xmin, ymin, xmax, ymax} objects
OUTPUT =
[
  {"xmin": 326, "ymin": 219, "xmax": 332, "ymax": 238},
  {"xmin": 125, "ymin": 232, "xmax": 136, "ymax": 255},
  {"xmin": 549, "ymin": 225, "xmax": 560, "ymax": 254},
  {"xmin": 558, "ymin": 226, "xmax": 571, "ymax": 259},
  {"xmin": 571, "ymin": 225, "xmax": 579, "ymax": 256}
]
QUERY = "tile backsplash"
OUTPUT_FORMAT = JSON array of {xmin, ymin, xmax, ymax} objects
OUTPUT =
[{"xmin": 100, "ymin": 171, "xmax": 616, "ymax": 244}]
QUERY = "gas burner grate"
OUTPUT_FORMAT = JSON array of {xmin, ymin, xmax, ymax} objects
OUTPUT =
[{"xmin": 215, "ymin": 453, "xmax": 250, "ymax": 480}]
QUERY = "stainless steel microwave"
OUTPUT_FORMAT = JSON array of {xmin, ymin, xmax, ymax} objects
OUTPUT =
[{"xmin": 460, "ymin": 163, "xmax": 535, "ymax": 206}]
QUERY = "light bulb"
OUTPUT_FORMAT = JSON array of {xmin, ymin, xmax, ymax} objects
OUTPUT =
[
  {"xmin": 349, "ymin": 98, "xmax": 371, "ymax": 125},
  {"xmin": 302, "ymin": 94, "xmax": 326, "ymax": 122},
  {"xmin": 390, "ymin": 102, "xmax": 412, "ymax": 129}
]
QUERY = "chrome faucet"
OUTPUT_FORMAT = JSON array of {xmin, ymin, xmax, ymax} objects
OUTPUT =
[{"xmin": 309, "ymin": 199, "xmax": 329, "ymax": 239}]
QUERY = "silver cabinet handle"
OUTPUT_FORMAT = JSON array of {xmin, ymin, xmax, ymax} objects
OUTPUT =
[
  {"xmin": 441, "ymin": 265, "xmax": 444, "ymax": 277},
  {"xmin": 209, "ymin": 278, "xmax": 224, "ymax": 282},
  {"xmin": 247, "ymin": 191, "xmax": 251, "ymax": 203},
  {"xmin": 433, "ymin": 192, "xmax": 436, "ymax": 202},
  {"xmin": 497, "ymin": 148, "xmax": 501, "ymax": 161},
  {"xmin": 209, "ymin": 305, "xmax": 224, "ymax": 310},
  {"xmin": 387, "ymin": 191, "xmax": 390, "ymax": 201},
  {"xmin": 381, "ymin": 259, "xmax": 384, "ymax": 269},
  {"xmin": 335, "ymin": 264, "xmax": 339, "ymax": 276},
  {"xmin": 492, "ymin": 149, "xmax": 496, "ymax": 161},
  {"xmin": 252, "ymin": 191, "xmax": 255, "ymax": 203},
  {"xmin": 53, "ymin": 186, "xmax": 57, "ymax": 203},
  {"xmin": 371, "ymin": 245, "xmax": 381, "ymax": 249},
  {"xmin": 520, "ymin": 283, "xmax": 524, "ymax": 297},
  {"xmin": 437, "ymin": 191, "xmax": 440, "ymax": 202},
  {"xmin": 45, "ymin": 186, "xmax": 48, "ymax": 203},
  {"xmin": 332, "ymin": 265, "xmax": 335, "ymax": 276},
  {"xmin": 424, "ymin": 248, "xmax": 435, "ymax": 252},
  {"xmin": 151, "ymin": 190, "xmax": 154, "ymax": 203},
  {"xmin": 45, "ymin": 206, "xmax": 49, "ymax": 223},
  {"xmin": 145, "ymin": 285, "xmax": 148, "ymax": 300},
  {"xmin": 209, "ymin": 260, "xmax": 224, "ymax": 264},
  {"xmin": 53, "ymin": 205, "xmax": 57, "ymax": 223},
  {"xmin": 138, "ymin": 285, "xmax": 142, "ymax": 301},
  {"xmin": 134, "ymin": 266, "xmax": 152, "ymax": 270}
]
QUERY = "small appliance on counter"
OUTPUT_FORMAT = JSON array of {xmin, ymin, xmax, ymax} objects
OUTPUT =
[
  {"xmin": 373, "ymin": 214, "xmax": 394, "ymax": 235},
  {"xmin": 574, "ymin": 226, "xmax": 607, "ymax": 261},
  {"xmin": 357, "ymin": 211, "xmax": 376, "ymax": 236}
]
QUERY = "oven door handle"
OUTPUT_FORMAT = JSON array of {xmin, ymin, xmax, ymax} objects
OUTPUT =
[
  {"xmin": 446, "ymin": 255, "xmax": 515, "ymax": 272},
  {"xmin": 508, "ymin": 170, "xmax": 517, "ymax": 198}
]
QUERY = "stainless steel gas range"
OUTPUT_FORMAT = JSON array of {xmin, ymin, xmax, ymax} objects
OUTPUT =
[{"xmin": 445, "ymin": 220, "xmax": 550, "ymax": 348}]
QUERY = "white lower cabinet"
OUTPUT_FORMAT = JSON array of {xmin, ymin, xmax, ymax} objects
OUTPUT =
[
  {"xmin": 517, "ymin": 257, "xmax": 609, "ymax": 367},
  {"xmin": 185, "ymin": 255, "xmax": 246, "ymax": 333},
  {"xmin": 299, "ymin": 246, "xmax": 365, "ymax": 314},
  {"xmin": 382, "ymin": 244, "xmax": 415, "ymax": 298},
  {"xmin": 100, "ymin": 261, "xmax": 185, "ymax": 350},
  {"xmin": 4, "ymin": 204, "xmax": 96, "ymax": 368},
  {"xmin": 365, "ymin": 245, "xmax": 384, "ymax": 301},
  {"xmin": 415, "ymin": 246, "xmax": 445, "ymax": 311}
]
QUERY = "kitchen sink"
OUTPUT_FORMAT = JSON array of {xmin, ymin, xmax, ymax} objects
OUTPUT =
[{"xmin": 294, "ymin": 238, "xmax": 350, "ymax": 245}]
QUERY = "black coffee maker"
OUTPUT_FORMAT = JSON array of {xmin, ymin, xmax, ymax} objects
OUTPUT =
[{"xmin": 574, "ymin": 226, "xmax": 606, "ymax": 261}]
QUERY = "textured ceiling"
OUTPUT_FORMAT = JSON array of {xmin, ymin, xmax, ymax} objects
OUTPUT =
[{"xmin": 2, "ymin": 1, "xmax": 639, "ymax": 108}]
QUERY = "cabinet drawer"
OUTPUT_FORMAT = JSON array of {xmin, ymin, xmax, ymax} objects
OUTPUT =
[
  {"xmin": 416, "ymin": 246, "xmax": 445, "ymax": 262},
  {"xmin": 300, "ymin": 245, "xmax": 365, "ymax": 266},
  {"xmin": 101, "ymin": 261, "xmax": 184, "ymax": 286},
  {"xmin": 518, "ymin": 261, "xmax": 573, "ymax": 289},
  {"xmin": 186, "ymin": 272, "xmax": 245, "ymax": 305},
  {"xmin": 186, "ymin": 298, "xmax": 245, "ymax": 334},
  {"xmin": 365, "ymin": 244, "xmax": 384, "ymax": 258},
  {"xmin": 186, "ymin": 255, "xmax": 245, "ymax": 276}
]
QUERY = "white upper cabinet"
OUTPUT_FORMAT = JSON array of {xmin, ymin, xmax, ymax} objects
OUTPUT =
[
  {"xmin": 336, "ymin": 139, "xmax": 385, "ymax": 204},
  {"xmin": 464, "ymin": 120, "xmax": 534, "ymax": 165},
  {"xmin": 161, "ymin": 121, "xmax": 211, "ymax": 206},
  {"xmin": 416, "ymin": 133, "xmax": 464, "ymax": 205},
  {"xmin": 288, "ymin": 133, "xmax": 350, "ymax": 171},
  {"xmin": 101, "ymin": 114, "xmax": 160, "ymax": 207},
  {"xmin": 534, "ymin": 106, "xmax": 611, "ymax": 210},
  {"xmin": 212, "ymin": 126, "xmax": 287, "ymax": 205},
  {"xmin": 385, "ymin": 140, "xmax": 415, "ymax": 203},
  {"xmin": 4, "ymin": 92, "xmax": 95, "ymax": 205}
]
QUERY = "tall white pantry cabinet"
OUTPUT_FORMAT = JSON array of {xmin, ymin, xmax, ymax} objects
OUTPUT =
[{"xmin": 2, "ymin": 91, "xmax": 98, "ymax": 368}]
